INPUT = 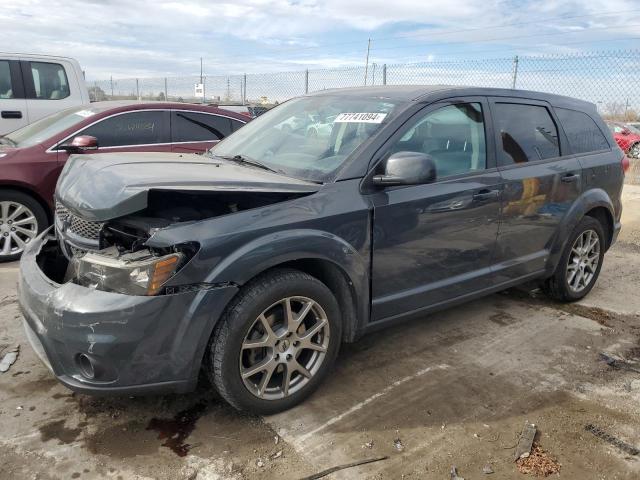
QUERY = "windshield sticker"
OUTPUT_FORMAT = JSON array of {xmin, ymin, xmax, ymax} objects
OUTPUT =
[
  {"xmin": 334, "ymin": 112, "xmax": 387, "ymax": 124},
  {"xmin": 74, "ymin": 110, "xmax": 96, "ymax": 118}
]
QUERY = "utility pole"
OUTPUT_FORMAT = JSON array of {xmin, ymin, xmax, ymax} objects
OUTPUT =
[
  {"xmin": 164, "ymin": 77, "xmax": 168, "ymax": 101},
  {"xmin": 200, "ymin": 57, "xmax": 205, "ymax": 103},
  {"xmin": 372, "ymin": 63, "xmax": 377, "ymax": 85},
  {"xmin": 110, "ymin": 76, "xmax": 114, "ymax": 98},
  {"xmin": 364, "ymin": 38, "xmax": 371, "ymax": 86},
  {"xmin": 511, "ymin": 55, "xmax": 519, "ymax": 89},
  {"xmin": 625, "ymin": 98, "xmax": 630, "ymax": 119}
]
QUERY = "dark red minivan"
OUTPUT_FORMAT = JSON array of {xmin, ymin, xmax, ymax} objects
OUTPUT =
[{"xmin": 0, "ymin": 101, "xmax": 247, "ymax": 261}]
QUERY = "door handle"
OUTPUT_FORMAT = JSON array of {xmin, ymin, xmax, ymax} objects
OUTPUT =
[
  {"xmin": 473, "ymin": 189, "xmax": 500, "ymax": 201},
  {"xmin": 561, "ymin": 173, "xmax": 580, "ymax": 183},
  {"xmin": 1, "ymin": 110, "xmax": 22, "ymax": 119}
]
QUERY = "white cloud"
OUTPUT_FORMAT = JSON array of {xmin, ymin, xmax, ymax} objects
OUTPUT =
[{"xmin": 0, "ymin": 0, "xmax": 637, "ymax": 79}]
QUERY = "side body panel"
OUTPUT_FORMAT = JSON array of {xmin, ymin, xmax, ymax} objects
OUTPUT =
[{"xmin": 488, "ymin": 97, "xmax": 582, "ymax": 283}]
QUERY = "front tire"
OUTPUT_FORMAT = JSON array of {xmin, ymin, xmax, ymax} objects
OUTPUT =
[
  {"xmin": 0, "ymin": 190, "xmax": 48, "ymax": 262},
  {"xmin": 208, "ymin": 269, "xmax": 341, "ymax": 414},
  {"xmin": 543, "ymin": 216, "xmax": 605, "ymax": 302}
]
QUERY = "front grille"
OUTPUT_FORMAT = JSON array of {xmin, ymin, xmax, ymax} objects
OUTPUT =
[{"xmin": 55, "ymin": 202, "xmax": 104, "ymax": 241}]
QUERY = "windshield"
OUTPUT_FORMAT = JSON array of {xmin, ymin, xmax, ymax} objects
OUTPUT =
[
  {"xmin": 4, "ymin": 106, "xmax": 99, "ymax": 148},
  {"xmin": 209, "ymin": 95, "xmax": 402, "ymax": 182}
]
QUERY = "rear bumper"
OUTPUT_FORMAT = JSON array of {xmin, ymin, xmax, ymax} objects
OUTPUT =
[{"xmin": 18, "ymin": 231, "xmax": 238, "ymax": 395}]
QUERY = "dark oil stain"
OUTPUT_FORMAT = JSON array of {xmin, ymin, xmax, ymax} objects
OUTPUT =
[
  {"xmin": 84, "ymin": 420, "xmax": 157, "ymax": 457},
  {"xmin": 39, "ymin": 419, "xmax": 82, "ymax": 444},
  {"xmin": 12, "ymin": 370, "xmax": 30, "ymax": 377},
  {"xmin": 52, "ymin": 392, "xmax": 74, "ymax": 400},
  {"xmin": 83, "ymin": 469, "xmax": 90, "ymax": 473},
  {"xmin": 489, "ymin": 311, "xmax": 516, "ymax": 326},
  {"xmin": 146, "ymin": 401, "xmax": 208, "ymax": 457},
  {"xmin": 29, "ymin": 406, "xmax": 36, "ymax": 411},
  {"xmin": 71, "ymin": 473, "xmax": 81, "ymax": 479}
]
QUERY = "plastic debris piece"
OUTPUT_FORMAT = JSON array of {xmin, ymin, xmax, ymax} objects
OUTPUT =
[
  {"xmin": 393, "ymin": 438, "xmax": 404, "ymax": 451},
  {"xmin": 514, "ymin": 423, "xmax": 537, "ymax": 461},
  {"xmin": 483, "ymin": 464, "xmax": 494, "ymax": 474},
  {"xmin": 271, "ymin": 450, "xmax": 282, "ymax": 460},
  {"xmin": 0, "ymin": 345, "xmax": 19, "ymax": 373},
  {"xmin": 450, "ymin": 465, "xmax": 465, "ymax": 480}
]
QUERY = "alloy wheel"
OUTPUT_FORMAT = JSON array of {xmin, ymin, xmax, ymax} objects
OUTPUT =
[
  {"xmin": 566, "ymin": 229, "xmax": 600, "ymax": 293},
  {"xmin": 0, "ymin": 201, "xmax": 38, "ymax": 258},
  {"xmin": 240, "ymin": 296, "xmax": 330, "ymax": 400}
]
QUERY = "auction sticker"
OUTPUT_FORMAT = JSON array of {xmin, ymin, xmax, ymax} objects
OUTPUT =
[
  {"xmin": 74, "ymin": 110, "xmax": 96, "ymax": 118},
  {"xmin": 334, "ymin": 112, "xmax": 387, "ymax": 123}
]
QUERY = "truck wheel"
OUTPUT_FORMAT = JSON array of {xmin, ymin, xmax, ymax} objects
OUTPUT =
[
  {"xmin": 0, "ymin": 191, "xmax": 48, "ymax": 262},
  {"xmin": 543, "ymin": 216, "xmax": 605, "ymax": 302},
  {"xmin": 629, "ymin": 142, "xmax": 640, "ymax": 159},
  {"xmin": 208, "ymin": 269, "xmax": 341, "ymax": 414}
]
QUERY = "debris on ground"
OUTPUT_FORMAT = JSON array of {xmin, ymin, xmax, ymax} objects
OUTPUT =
[
  {"xmin": 0, "ymin": 344, "xmax": 19, "ymax": 373},
  {"xmin": 585, "ymin": 424, "xmax": 640, "ymax": 456},
  {"xmin": 482, "ymin": 464, "xmax": 494, "ymax": 474},
  {"xmin": 299, "ymin": 456, "xmax": 388, "ymax": 480},
  {"xmin": 256, "ymin": 458, "xmax": 265, "ymax": 468},
  {"xmin": 599, "ymin": 352, "xmax": 640, "ymax": 374},
  {"xmin": 516, "ymin": 443, "xmax": 561, "ymax": 477},
  {"xmin": 514, "ymin": 423, "xmax": 537, "ymax": 461},
  {"xmin": 271, "ymin": 450, "xmax": 283, "ymax": 460},
  {"xmin": 274, "ymin": 435, "xmax": 279, "ymax": 445},
  {"xmin": 362, "ymin": 440, "xmax": 374, "ymax": 449},
  {"xmin": 393, "ymin": 438, "xmax": 404, "ymax": 451},
  {"xmin": 450, "ymin": 465, "xmax": 464, "ymax": 480}
]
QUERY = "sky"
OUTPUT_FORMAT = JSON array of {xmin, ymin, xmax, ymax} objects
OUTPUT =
[{"xmin": 1, "ymin": 0, "xmax": 639, "ymax": 80}]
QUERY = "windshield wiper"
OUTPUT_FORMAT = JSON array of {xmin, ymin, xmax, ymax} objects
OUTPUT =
[
  {"xmin": 213, "ymin": 154, "xmax": 284, "ymax": 175},
  {"xmin": 0, "ymin": 137, "xmax": 16, "ymax": 147}
]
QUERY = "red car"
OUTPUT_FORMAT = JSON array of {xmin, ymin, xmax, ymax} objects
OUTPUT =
[
  {"xmin": 606, "ymin": 121, "xmax": 640, "ymax": 159},
  {"xmin": 0, "ymin": 101, "xmax": 247, "ymax": 261}
]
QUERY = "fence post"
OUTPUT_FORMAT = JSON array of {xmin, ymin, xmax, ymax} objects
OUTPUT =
[
  {"xmin": 243, "ymin": 73, "xmax": 247, "ymax": 104},
  {"xmin": 383, "ymin": 64, "xmax": 387, "ymax": 85},
  {"xmin": 136, "ymin": 78, "xmax": 140, "ymax": 100},
  {"xmin": 305, "ymin": 69, "xmax": 309, "ymax": 94},
  {"xmin": 511, "ymin": 55, "xmax": 519, "ymax": 89},
  {"xmin": 164, "ymin": 77, "xmax": 168, "ymax": 101}
]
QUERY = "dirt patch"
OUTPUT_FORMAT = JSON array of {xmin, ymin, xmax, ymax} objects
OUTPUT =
[
  {"xmin": 38, "ymin": 419, "xmax": 82, "ymax": 445},
  {"xmin": 516, "ymin": 443, "xmax": 561, "ymax": 477}
]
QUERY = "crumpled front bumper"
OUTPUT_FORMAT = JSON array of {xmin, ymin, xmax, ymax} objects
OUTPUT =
[{"xmin": 17, "ymin": 230, "xmax": 238, "ymax": 395}]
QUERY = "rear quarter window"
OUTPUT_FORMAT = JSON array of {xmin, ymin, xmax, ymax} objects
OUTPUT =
[
  {"xmin": 493, "ymin": 103, "xmax": 560, "ymax": 165},
  {"xmin": 555, "ymin": 108, "xmax": 610, "ymax": 154}
]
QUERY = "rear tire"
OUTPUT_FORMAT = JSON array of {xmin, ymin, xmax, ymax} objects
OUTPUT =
[
  {"xmin": 543, "ymin": 216, "xmax": 605, "ymax": 302},
  {"xmin": 629, "ymin": 142, "xmax": 640, "ymax": 159},
  {"xmin": 0, "ymin": 190, "xmax": 48, "ymax": 263},
  {"xmin": 207, "ymin": 269, "xmax": 341, "ymax": 414}
]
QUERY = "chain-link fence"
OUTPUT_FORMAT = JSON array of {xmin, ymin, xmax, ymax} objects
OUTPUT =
[{"xmin": 90, "ymin": 50, "xmax": 640, "ymax": 119}]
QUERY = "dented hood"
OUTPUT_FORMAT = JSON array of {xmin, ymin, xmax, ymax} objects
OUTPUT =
[{"xmin": 56, "ymin": 152, "xmax": 320, "ymax": 221}]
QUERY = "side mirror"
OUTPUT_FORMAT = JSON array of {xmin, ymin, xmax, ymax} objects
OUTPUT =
[
  {"xmin": 373, "ymin": 151, "xmax": 436, "ymax": 187},
  {"xmin": 59, "ymin": 135, "xmax": 99, "ymax": 153}
]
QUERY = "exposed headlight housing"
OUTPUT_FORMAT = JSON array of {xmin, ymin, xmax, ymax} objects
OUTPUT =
[{"xmin": 69, "ymin": 248, "xmax": 183, "ymax": 296}]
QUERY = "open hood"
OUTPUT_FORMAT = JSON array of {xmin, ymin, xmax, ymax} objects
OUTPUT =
[{"xmin": 56, "ymin": 152, "xmax": 320, "ymax": 221}]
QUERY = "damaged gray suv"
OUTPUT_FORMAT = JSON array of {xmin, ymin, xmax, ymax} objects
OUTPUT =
[{"xmin": 18, "ymin": 86, "xmax": 626, "ymax": 414}]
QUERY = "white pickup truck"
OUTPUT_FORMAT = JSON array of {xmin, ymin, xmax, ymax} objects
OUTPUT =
[{"xmin": 0, "ymin": 53, "xmax": 90, "ymax": 135}]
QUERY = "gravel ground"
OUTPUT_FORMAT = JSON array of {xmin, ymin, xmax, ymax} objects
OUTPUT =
[{"xmin": 1, "ymin": 184, "xmax": 639, "ymax": 480}]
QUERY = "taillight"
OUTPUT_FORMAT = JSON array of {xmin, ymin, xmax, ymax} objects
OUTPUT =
[{"xmin": 622, "ymin": 155, "xmax": 630, "ymax": 174}]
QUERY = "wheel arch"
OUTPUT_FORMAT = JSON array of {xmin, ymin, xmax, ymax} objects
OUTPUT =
[
  {"xmin": 547, "ymin": 188, "xmax": 615, "ymax": 276},
  {"xmin": 200, "ymin": 229, "xmax": 370, "ymax": 343},
  {"xmin": 0, "ymin": 183, "xmax": 53, "ymax": 224}
]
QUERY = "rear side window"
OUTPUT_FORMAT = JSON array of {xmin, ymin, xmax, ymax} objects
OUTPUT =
[
  {"xmin": 494, "ymin": 103, "xmax": 559, "ymax": 165},
  {"xmin": 230, "ymin": 118, "xmax": 245, "ymax": 132},
  {"xmin": 0, "ymin": 61, "xmax": 14, "ymax": 99},
  {"xmin": 556, "ymin": 108, "xmax": 609, "ymax": 154},
  {"xmin": 171, "ymin": 111, "xmax": 233, "ymax": 142},
  {"xmin": 30, "ymin": 62, "xmax": 70, "ymax": 100},
  {"xmin": 80, "ymin": 111, "xmax": 169, "ymax": 147}
]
